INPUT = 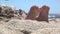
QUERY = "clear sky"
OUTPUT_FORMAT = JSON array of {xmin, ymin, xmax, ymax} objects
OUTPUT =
[{"xmin": 0, "ymin": 0, "xmax": 60, "ymax": 14}]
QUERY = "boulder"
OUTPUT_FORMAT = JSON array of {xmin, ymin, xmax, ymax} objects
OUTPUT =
[
  {"xmin": 0, "ymin": 5, "xmax": 15, "ymax": 17},
  {"xmin": 26, "ymin": 5, "xmax": 40, "ymax": 20},
  {"xmin": 36, "ymin": 5, "xmax": 50, "ymax": 22}
]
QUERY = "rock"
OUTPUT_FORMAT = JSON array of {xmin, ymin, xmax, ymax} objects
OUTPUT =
[
  {"xmin": 0, "ymin": 19, "xmax": 23, "ymax": 34},
  {"xmin": 5, "ymin": 19, "xmax": 60, "ymax": 32},
  {"xmin": 0, "ymin": 18, "xmax": 60, "ymax": 34},
  {"xmin": 31, "ymin": 28, "xmax": 60, "ymax": 34},
  {"xmin": 26, "ymin": 5, "xmax": 50, "ymax": 22},
  {"xmin": 0, "ymin": 4, "xmax": 27, "ymax": 19},
  {"xmin": 19, "ymin": 9, "xmax": 27, "ymax": 19},
  {"xmin": 19, "ymin": 9, "xmax": 27, "ymax": 15},
  {"xmin": 36, "ymin": 5, "xmax": 50, "ymax": 22},
  {"xmin": 0, "ymin": 7, "xmax": 2, "ymax": 13},
  {"xmin": 26, "ymin": 5, "xmax": 40, "ymax": 20},
  {"xmin": 6, "ymin": 19, "xmax": 40, "ymax": 31},
  {"xmin": 0, "ymin": 5, "xmax": 15, "ymax": 18},
  {"xmin": 0, "ymin": 26, "xmax": 23, "ymax": 34},
  {"xmin": 0, "ymin": 17, "xmax": 10, "ymax": 22}
]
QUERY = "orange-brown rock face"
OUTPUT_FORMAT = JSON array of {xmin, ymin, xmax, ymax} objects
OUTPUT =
[
  {"xmin": 36, "ymin": 5, "xmax": 50, "ymax": 22},
  {"xmin": 26, "ymin": 5, "xmax": 40, "ymax": 20}
]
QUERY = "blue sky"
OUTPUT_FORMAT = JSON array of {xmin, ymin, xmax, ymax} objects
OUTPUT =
[{"xmin": 0, "ymin": 0, "xmax": 60, "ymax": 14}]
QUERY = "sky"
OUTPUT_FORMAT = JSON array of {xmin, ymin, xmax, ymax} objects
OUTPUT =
[{"xmin": 0, "ymin": 0, "xmax": 60, "ymax": 14}]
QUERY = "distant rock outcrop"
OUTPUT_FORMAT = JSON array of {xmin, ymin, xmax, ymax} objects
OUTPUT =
[
  {"xmin": 36, "ymin": 5, "xmax": 50, "ymax": 22},
  {"xmin": 0, "ymin": 5, "xmax": 50, "ymax": 22},
  {"xmin": 0, "ymin": 5, "xmax": 16, "ymax": 17},
  {"xmin": 26, "ymin": 5, "xmax": 40, "ymax": 20},
  {"xmin": 0, "ymin": 5, "xmax": 27, "ymax": 19},
  {"xmin": 19, "ymin": 9, "xmax": 27, "ymax": 19},
  {"xmin": 26, "ymin": 5, "xmax": 50, "ymax": 22}
]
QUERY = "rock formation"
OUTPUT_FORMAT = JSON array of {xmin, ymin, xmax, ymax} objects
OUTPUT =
[
  {"xmin": 19, "ymin": 9, "xmax": 27, "ymax": 19},
  {"xmin": 0, "ymin": 5, "xmax": 16, "ymax": 18},
  {"xmin": 0, "ymin": 18, "xmax": 60, "ymax": 34},
  {"xmin": 0, "ymin": 5, "xmax": 27, "ymax": 19},
  {"xmin": 26, "ymin": 5, "xmax": 40, "ymax": 20},
  {"xmin": 0, "ymin": 4, "xmax": 50, "ymax": 22},
  {"xmin": 26, "ymin": 5, "xmax": 50, "ymax": 22},
  {"xmin": 36, "ymin": 5, "xmax": 50, "ymax": 22}
]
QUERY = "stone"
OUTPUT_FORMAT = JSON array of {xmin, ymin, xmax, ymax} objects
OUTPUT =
[
  {"xmin": 26, "ymin": 5, "xmax": 40, "ymax": 20},
  {"xmin": 36, "ymin": 5, "xmax": 50, "ymax": 22},
  {"xmin": 0, "ymin": 5, "xmax": 15, "ymax": 18},
  {"xmin": 31, "ymin": 28, "xmax": 60, "ymax": 34}
]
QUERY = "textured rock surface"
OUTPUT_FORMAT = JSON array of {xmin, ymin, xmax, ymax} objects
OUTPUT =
[
  {"xmin": 0, "ymin": 5, "xmax": 27, "ymax": 19},
  {"xmin": 26, "ymin": 5, "xmax": 50, "ymax": 22},
  {"xmin": 0, "ymin": 18, "xmax": 60, "ymax": 34},
  {"xmin": 31, "ymin": 28, "xmax": 60, "ymax": 34},
  {"xmin": 36, "ymin": 5, "xmax": 50, "ymax": 22},
  {"xmin": 26, "ymin": 5, "xmax": 40, "ymax": 20}
]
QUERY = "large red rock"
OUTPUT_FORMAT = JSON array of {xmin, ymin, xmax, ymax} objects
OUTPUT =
[
  {"xmin": 36, "ymin": 5, "xmax": 50, "ymax": 22},
  {"xmin": 26, "ymin": 5, "xmax": 40, "ymax": 20}
]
